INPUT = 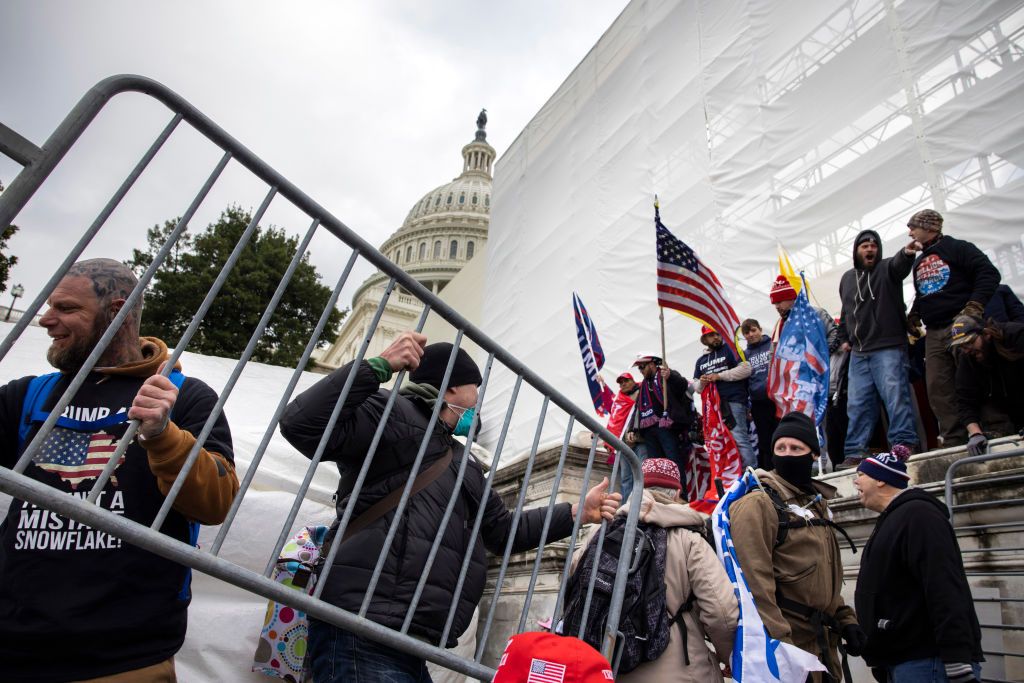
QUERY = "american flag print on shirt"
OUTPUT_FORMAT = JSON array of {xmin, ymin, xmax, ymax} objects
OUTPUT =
[
  {"xmin": 654, "ymin": 207, "xmax": 742, "ymax": 357},
  {"xmin": 528, "ymin": 658, "xmax": 567, "ymax": 683},
  {"xmin": 33, "ymin": 428, "xmax": 123, "ymax": 490}
]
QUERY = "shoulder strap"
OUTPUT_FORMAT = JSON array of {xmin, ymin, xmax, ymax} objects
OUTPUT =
[
  {"xmin": 19, "ymin": 373, "xmax": 62, "ymax": 448},
  {"xmin": 760, "ymin": 484, "xmax": 857, "ymax": 553},
  {"xmin": 341, "ymin": 448, "xmax": 453, "ymax": 543}
]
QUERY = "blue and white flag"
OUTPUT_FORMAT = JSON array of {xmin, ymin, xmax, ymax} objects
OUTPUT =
[
  {"xmin": 712, "ymin": 471, "xmax": 827, "ymax": 682},
  {"xmin": 767, "ymin": 279, "xmax": 830, "ymax": 425},
  {"xmin": 572, "ymin": 292, "xmax": 613, "ymax": 416}
]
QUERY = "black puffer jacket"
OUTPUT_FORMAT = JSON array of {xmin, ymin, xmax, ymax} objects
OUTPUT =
[
  {"xmin": 837, "ymin": 229, "xmax": 914, "ymax": 352},
  {"xmin": 279, "ymin": 360, "xmax": 574, "ymax": 646}
]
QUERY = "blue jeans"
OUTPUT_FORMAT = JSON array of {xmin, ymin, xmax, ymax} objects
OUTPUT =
[
  {"xmin": 308, "ymin": 619, "xmax": 433, "ymax": 683},
  {"xmin": 638, "ymin": 427, "xmax": 688, "ymax": 486},
  {"xmin": 728, "ymin": 401, "xmax": 756, "ymax": 470},
  {"xmin": 618, "ymin": 442, "xmax": 646, "ymax": 505},
  {"xmin": 844, "ymin": 347, "xmax": 919, "ymax": 458},
  {"xmin": 887, "ymin": 657, "xmax": 981, "ymax": 682}
]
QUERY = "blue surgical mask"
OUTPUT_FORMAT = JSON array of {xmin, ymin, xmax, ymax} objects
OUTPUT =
[{"xmin": 448, "ymin": 403, "xmax": 477, "ymax": 437}]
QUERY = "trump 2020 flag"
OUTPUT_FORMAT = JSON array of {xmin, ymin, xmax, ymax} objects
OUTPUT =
[
  {"xmin": 693, "ymin": 383, "xmax": 743, "ymax": 513},
  {"xmin": 573, "ymin": 292, "xmax": 613, "ymax": 416},
  {"xmin": 712, "ymin": 472, "xmax": 827, "ymax": 681},
  {"xmin": 766, "ymin": 282, "xmax": 830, "ymax": 424}
]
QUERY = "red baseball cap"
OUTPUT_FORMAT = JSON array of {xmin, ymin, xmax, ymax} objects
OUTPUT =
[
  {"xmin": 700, "ymin": 324, "xmax": 716, "ymax": 336},
  {"xmin": 615, "ymin": 371, "xmax": 635, "ymax": 382},
  {"xmin": 492, "ymin": 632, "xmax": 615, "ymax": 683}
]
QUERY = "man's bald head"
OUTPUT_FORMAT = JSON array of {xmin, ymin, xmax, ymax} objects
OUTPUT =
[{"xmin": 65, "ymin": 258, "xmax": 143, "ymax": 333}]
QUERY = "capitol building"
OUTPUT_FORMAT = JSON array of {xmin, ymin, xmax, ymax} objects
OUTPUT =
[{"xmin": 315, "ymin": 112, "xmax": 494, "ymax": 370}]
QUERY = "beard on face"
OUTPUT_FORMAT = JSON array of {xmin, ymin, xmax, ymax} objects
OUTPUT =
[{"xmin": 47, "ymin": 313, "xmax": 109, "ymax": 373}]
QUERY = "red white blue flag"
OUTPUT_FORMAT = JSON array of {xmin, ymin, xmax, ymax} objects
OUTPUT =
[
  {"xmin": 573, "ymin": 292, "xmax": 613, "ymax": 416},
  {"xmin": 654, "ymin": 205, "xmax": 743, "ymax": 358},
  {"xmin": 767, "ymin": 283, "xmax": 830, "ymax": 424}
]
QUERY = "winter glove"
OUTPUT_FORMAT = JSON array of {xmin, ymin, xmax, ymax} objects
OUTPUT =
[
  {"xmin": 966, "ymin": 432, "xmax": 989, "ymax": 457},
  {"xmin": 944, "ymin": 662, "xmax": 980, "ymax": 683},
  {"xmin": 907, "ymin": 311, "xmax": 922, "ymax": 332},
  {"xmin": 841, "ymin": 623, "xmax": 868, "ymax": 657},
  {"xmin": 960, "ymin": 301, "xmax": 985, "ymax": 320}
]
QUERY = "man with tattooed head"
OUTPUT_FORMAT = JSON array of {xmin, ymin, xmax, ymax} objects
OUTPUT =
[{"xmin": 0, "ymin": 258, "xmax": 238, "ymax": 683}]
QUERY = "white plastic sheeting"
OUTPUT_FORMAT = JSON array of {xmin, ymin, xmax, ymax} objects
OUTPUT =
[{"xmin": 480, "ymin": 0, "xmax": 1024, "ymax": 460}]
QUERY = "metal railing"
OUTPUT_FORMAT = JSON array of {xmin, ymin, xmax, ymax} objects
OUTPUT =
[
  {"xmin": 0, "ymin": 75, "xmax": 644, "ymax": 680},
  {"xmin": 944, "ymin": 447, "xmax": 1024, "ymax": 682}
]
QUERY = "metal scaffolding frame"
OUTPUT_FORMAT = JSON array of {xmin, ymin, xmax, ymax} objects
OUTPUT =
[{"xmin": 0, "ymin": 74, "xmax": 644, "ymax": 680}]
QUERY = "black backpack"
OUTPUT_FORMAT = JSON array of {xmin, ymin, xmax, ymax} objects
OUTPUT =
[{"xmin": 561, "ymin": 518, "xmax": 672, "ymax": 673}]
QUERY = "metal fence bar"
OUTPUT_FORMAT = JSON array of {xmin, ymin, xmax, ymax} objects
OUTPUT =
[
  {"xmin": 963, "ymin": 547, "xmax": 1024, "ymax": 553},
  {"xmin": 348, "ymin": 334, "xmax": 463, "ymax": 608},
  {"xmin": 974, "ymin": 597, "xmax": 1024, "ymax": 602},
  {"xmin": 956, "ymin": 521, "xmax": 1024, "ymax": 532},
  {"xmin": 517, "ymin": 416, "xmax": 575, "ymax": 633},
  {"xmin": 983, "ymin": 650, "xmax": 1024, "ymax": 657},
  {"xmin": 952, "ymin": 498, "xmax": 1024, "ymax": 513},
  {"xmin": 0, "ymin": 469, "xmax": 495, "ymax": 681},
  {"xmin": 577, "ymin": 453, "xmax": 622, "ymax": 639},
  {"xmin": 551, "ymin": 437, "xmax": 600, "ymax": 627},
  {"xmin": 0, "ymin": 121, "xmax": 43, "ymax": 166},
  {"xmin": 263, "ymin": 279, "xmax": 396, "ymax": 577},
  {"xmin": 152, "ymin": 209, "xmax": 315, "ymax": 531},
  {"xmin": 400, "ymin": 353, "xmax": 495, "ymax": 634},
  {"xmin": 980, "ymin": 623, "xmax": 1024, "ymax": 631},
  {"xmin": 12, "ymin": 151, "xmax": 232, "ymax": 477},
  {"xmin": 210, "ymin": 246, "xmax": 356, "ymax": 556},
  {"xmin": 475, "ymin": 397, "xmax": 549, "ymax": 662},
  {"xmin": 88, "ymin": 183, "xmax": 276, "ymax": 503},
  {"xmin": 439, "ymin": 375, "xmax": 523, "ymax": 648},
  {"xmin": 945, "ymin": 448, "xmax": 1024, "ymax": 517},
  {"xmin": 0, "ymin": 114, "xmax": 182, "ymax": 365}
]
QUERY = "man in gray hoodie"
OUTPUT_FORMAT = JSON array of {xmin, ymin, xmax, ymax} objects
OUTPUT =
[{"xmin": 835, "ymin": 230, "xmax": 920, "ymax": 469}]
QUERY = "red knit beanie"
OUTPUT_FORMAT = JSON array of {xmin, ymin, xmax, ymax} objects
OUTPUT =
[
  {"xmin": 769, "ymin": 274, "xmax": 797, "ymax": 304},
  {"xmin": 642, "ymin": 458, "xmax": 681, "ymax": 490}
]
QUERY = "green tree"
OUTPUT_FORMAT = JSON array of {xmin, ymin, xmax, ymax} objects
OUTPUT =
[
  {"xmin": 136, "ymin": 205, "xmax": 345, "ymax": 367},
  {"xmin": 0, "ymin": 181, "xmax": 19, "ymax": 294}
]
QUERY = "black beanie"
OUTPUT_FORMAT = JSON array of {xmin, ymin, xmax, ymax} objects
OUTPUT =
[
  {"xmin": 410, "ymin": 343, "xmax": 482, "ymax": 390},
  {"xmin": 771, "ymin": 412, "xmax": 820, "ymax": 455}
]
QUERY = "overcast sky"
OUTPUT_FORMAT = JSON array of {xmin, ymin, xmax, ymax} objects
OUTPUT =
[{"xmin": 0, "ymin": 0, "xmax": 627, "ymax": 316}]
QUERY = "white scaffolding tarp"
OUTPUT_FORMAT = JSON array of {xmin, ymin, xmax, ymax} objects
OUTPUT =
[{"xmin": 480, "ymin": 0, "xmax": 1024, "ymax": 460}]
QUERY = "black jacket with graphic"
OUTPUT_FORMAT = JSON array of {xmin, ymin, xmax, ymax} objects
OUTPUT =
[
  {"xmin": 279, "ymin": 360, "xmax": 574, "ymax": 647},
  {"xmin": 910, "ymin": 234, "xmax": 1001, "ymax": 328},
  {"xmin": 0, "ymin": 344, "xmax": 234, "ymax": 682},
  {"xmin": 837, "ymin": 229, "xmax": 914, "ymax": 352},
  {"xmin": 855, "ymin": 488, "xmax": 983, "ymax": 668}
]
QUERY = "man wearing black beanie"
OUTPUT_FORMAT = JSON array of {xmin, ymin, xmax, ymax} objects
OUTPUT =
[
  {"xmin": 280, "ymin": 331, "xmax": 620, "ymax": 683},
  {"xmin": 728, "ymin": 411, "xmax": 865, "ymax": 682}
]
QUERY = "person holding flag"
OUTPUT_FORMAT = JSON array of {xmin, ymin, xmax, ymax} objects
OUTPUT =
[
  {"xmin": 693, "ymin": 325, "xmax": 754, "ymax": 468},
  {"xmin": 724, "ymin": 412, "xmax": 864, "ymax": 682},
  {"xmin": 626, "ymin": 354, "xmax": 695, "ymax": 484}
]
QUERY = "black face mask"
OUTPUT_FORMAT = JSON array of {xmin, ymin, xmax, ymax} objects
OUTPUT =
[{"xmin": 773, "ymin": 454, "xmax": 815, "ymax": 490}]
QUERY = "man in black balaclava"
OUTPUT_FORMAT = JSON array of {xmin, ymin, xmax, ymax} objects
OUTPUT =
[{"xmin": 728, "ymin": 412, "xmax": 865, "ymax": 682}]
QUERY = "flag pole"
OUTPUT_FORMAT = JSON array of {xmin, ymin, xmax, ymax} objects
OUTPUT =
[{"xmin": 655, "ymin": 195, "xmax": 670, "ymax": 418}]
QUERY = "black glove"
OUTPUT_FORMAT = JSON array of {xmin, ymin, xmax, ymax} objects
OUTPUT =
[
  {"xmin": 841, "ymin": 623, "xmax": 868, "ymax": 657},
  {"xmin": 966, "ymin": 432, "xmax": 989, "ymax": 457}
]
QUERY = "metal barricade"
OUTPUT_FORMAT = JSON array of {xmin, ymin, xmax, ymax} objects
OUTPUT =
[
  {"xmin": 944, "ymin": 448, "xmax": 1024, "ymax": 683},
  {"xmin": 0, "ymin": 75, "xmax": 644, "ymax": 680}
]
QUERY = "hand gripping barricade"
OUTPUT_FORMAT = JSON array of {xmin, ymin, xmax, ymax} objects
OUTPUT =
[{"xmin": 0, "ymin": 75, "xmax": 644, "ymax": 681}]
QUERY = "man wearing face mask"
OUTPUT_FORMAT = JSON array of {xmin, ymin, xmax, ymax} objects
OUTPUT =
[
  {"xmin": 280, "ymin": 332, "xmax": 620, "ymax": 682},
  {"xmin": 729, "ymin": 412, "xmax": 864, "ymax": 682}
]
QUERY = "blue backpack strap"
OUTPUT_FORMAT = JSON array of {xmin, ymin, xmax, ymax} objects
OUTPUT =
[{"xmin": 18, "ymin": 373, "xmax": 62, "ymax": 449}]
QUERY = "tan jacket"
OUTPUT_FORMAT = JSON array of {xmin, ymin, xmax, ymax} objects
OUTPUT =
[
  {"xmin": 573, "ymin": 491, "xmax": 737, "ymax": 682},
  {"xmin": 729, "ymin": 469, "xmax": 857, "ymax": 681}
]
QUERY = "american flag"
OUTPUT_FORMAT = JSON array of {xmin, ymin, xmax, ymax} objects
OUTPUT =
[
  {"xmin": 655, "ymin": 207, "xmax": 742, "ymax": 357},
  {"xmin": 767, "ymin": 285, "xmax": 830, "ymax": 423},
  {"xmin": 528, "ymin": 658, "xmax": 567, "ymax": 683},
  {"xmin": 34, "ymin": 428, "xmax": 123, "ymax": 490}
]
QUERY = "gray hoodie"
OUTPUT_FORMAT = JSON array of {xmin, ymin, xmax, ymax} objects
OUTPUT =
[{"xmin": 837, "ymin": 229, "xmax": 914, "ymax": 352}]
